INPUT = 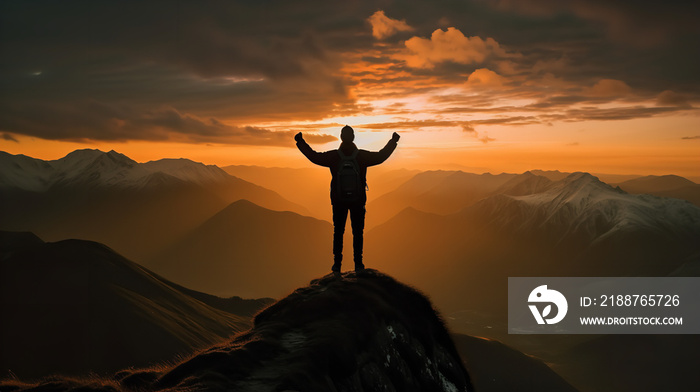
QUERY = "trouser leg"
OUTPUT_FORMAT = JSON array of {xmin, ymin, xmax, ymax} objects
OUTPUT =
[
  {"xmin": 332, "ymin": 203, "xmax": 349, "ymax": 264},
  {"xmin": 349, "ymin": 203, "xmax": 366, "ymax": 265}
]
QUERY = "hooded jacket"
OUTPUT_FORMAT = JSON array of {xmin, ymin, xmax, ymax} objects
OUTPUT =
[{"xmin": 296, "ymin": 138, "xmax": 398, "ymax": 204}]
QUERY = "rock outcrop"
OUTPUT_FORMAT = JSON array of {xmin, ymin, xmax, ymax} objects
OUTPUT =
[{"xmin": 3, "ymin": 270, "xmax": 472, "ymax": 392}]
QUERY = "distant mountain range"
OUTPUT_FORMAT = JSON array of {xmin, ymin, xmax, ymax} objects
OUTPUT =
[
  {"xmin": 150, "ymin": 199, "xmax": 332, "ymax": 298},
  {"xmin": 366, "ymin": 169, "xmax": 700, "ymax": 227},
  {"xmin": 223, "ymin": 164, "xmax": 419, "ymax": 221},
  {"xmin": 0, "ymin": 231, "xmax": 273, "ymax": 379},
  {"xmin": 366, "ymin": 172, "xmax": 700, "ymax": 314},
  {"xmin": 0, "ymin": 150, "xmax": 307, "ymax": 262},
  {"xmin": 366, "ymin": 171, "xmax": 516, "ymax": 227},
  {"xmin": 366, "ymin": 170, "xmax": 545, "ymax": 227},
  {"xmin": 612, "ymin": 174, "xmax": 700, "ymax": 207},
  {"xmin": 2, "ymin": 149, "xmax": 698, "ymax": 314},
  {"xmin": 0, "ymin": 149, "xmax": 234, "ymax": 191}
]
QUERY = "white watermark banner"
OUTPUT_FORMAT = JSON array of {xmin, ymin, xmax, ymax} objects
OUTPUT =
[{"xmin": 508, "ymin": 277, "xmax": 700, "ymax": 334}]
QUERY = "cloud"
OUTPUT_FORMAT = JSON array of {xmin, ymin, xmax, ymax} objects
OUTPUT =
[
  {"xmin": 477, "ymin": 132, "xmax": 495, "ymax": 144},
  {"xmin": 466, "ymin": 68, "xmax": 506, "ymax": 88},
  {"xmin": 368, "ymin": 11, "xmax": 414, "ymax": 40},
  {"xmin": 1, "ymin": 2, "xmax": 347, "ymax": 83},
  {"xmin": 401, "ymin": 28, "xmax": 507, "ymax": 68},
  {"xmin": 681, "ymin": 136, "xmax": 700, "ymax": 140},
  {"xmin": 2, "ymin": 133, "xmax": 19, "ymax": 143},
  {"xmin": 1, "ymin": 0, "xmax": 699, "ymax": 147},
  {"xmin": 460, "ymin": 122, "xmax": 494, "ymax": 144},
  {"xmin": 466, "ymin": 1, "xmax": 699, "ymax": 96},
  {"xmin": 361, "ymin": 118, "xmax": 499, "ymax": 144},
  {"xmin": 362, "ymin": 119, "xmax": 460, "ymax": 130},
  {"xmin": 0, "ymin": 59, "xmax": 359, "ymax": 142},
  {"xmin": 562, "ymin": 106, "xmax": 679, "ymax": 121},
  {"xmin": 656, "ymin": 90, "xmax": 691, "ymax": 108},
  {"xmin": 364, "ymin": 116, "xmax": 544, "ymax": 130},
  {"xmin": 461, "ymin": 123, "xmax": 476, "ymax": 133},
  {"xmin": 584, "ymin": 79, "xmax": 632, "ymax": 97},
  {"xmin": 473, "ymin": 116, "xmax": 541, "ymax": 126},
  {"xmin": 0, "ymin": 1, "xmax": 368, "ymax": 144},
  {"xmin": 483, "ymin": 0, "xmax": 700, "ymax": 46},
  {"xmin": 0, "ymin": 102, "xmax": 335, "ymax": 146}
]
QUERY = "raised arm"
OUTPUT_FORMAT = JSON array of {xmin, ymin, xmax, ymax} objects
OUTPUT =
[
  {"xmin": 295, "ymin": 132, "xmax": 335, "ymax": 167},
  {"xmin": 364, "ymin": 132, "xmax": 400, "ymax": 167}
]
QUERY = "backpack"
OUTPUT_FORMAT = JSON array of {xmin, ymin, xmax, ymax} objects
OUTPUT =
[{"xmin": 337, "ymin": 149, "xmax": 362, "ymax": 202}]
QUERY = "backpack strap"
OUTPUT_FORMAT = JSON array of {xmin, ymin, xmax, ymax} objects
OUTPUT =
[{"xmin": 337, "ymin": 149, "xmax": 359, "ymax": 160}]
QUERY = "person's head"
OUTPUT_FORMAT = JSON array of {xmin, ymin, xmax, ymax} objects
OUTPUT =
[{"xmin": 340, "ymin": 125, "xmax": 354, "ymax": 143}]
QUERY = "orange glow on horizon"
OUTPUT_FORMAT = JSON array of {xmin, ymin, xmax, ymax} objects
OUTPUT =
[{"xmin": 2, "ymin": 119, "xmax": 699, "ymax": 181}]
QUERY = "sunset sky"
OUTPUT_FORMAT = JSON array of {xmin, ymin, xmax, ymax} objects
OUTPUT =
[{"xmin": 1, "ymin": 0, "xmax": 699, "ymax": 177}]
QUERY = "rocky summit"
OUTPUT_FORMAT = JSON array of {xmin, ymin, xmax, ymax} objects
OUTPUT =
[{"xmin": 3, "ymin": 270, "xmax": 472, "ymax": 392}]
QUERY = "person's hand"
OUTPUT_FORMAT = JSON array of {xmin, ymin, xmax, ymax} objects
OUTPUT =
[
  {"xmin": 294, "ymin": 132, "xmax": 303, "ymax": 142},
  {"xmin": 392, "ymin": 132, "xmax": 400, "ymax": 142}
]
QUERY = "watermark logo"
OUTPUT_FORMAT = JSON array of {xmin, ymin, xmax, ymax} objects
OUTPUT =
[
  {"xmin": 528, "ymin": 285, "xmax": 568, "ymax": 324},
  {"xmin": 510, "ymin": 278, "xmax": 698, "ymax": 334}
]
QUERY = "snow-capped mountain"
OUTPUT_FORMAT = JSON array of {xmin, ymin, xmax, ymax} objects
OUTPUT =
[
  {"xmin": 0, "ymin": 149, "xmax": 307, "ymax": 263},
  {"xmin": 468, "ymin": 172, "xmax": 700, "ymax": 245},
  {"xmin": 492, "ymin": 170, "xmax": 553, "ymax": 196},
  {"xmin": 0, "ymin": 149, "xmax": 234, "ymax": 191},
  {"xmin": 0, "ymin": 151, "xmax": 55, "ymax": 192},
  {"xmin": 365, "ymin": 170, "xmax": 518, "ymax": 227},
  {"xmin": 366, "ymin": 171, "xmax": 700, "ymax": 313},
  {"xmin": 142, "ymin": 158, "xmax": 231, "ymax": 184}
]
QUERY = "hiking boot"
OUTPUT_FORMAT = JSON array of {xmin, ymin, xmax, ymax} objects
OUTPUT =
[
  {"xmin": 354, "ymin": 262, "xmax": 365, "ymax": 272},
  {"xmin": 332, "ymin": 262, "xmax": 341, "ymax": 272}
]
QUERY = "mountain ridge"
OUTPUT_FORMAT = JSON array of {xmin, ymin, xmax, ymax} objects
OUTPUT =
[
  {"xmin": 0, "ymin": 267, "xmax": 583, "ymax": 392},
  {"xmin": 612, "ymin": 174, "xmax": 700, "ymax": 208},
  {"xmin": 468, "ymin": 172, "xmax": 700, "ymax": 244},
  {"xmin": 0, "ymin": 150, "xmax": 309, "ymax": 262},
  {"xmin": 150, "ymin": 200, "xmax": 333, "ymax": 298},
  {"xmin": 366, "ymin": 170, "xmax": 700, "ymax": 314},
  {"xmin": 0, "ymin": 231, "xmax": 271, "ymax": 379},
  {"xmin": 2, "ymin": 149, "xmax": 238, "ymax": 191},
  {"xmin": 0, "ymin": 233, "xmax": 577, "ymax": 392}
]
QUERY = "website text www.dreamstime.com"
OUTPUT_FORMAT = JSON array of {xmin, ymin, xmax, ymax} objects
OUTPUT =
[{"xmin": 579, "ymin": 316, "xmax": 683, "ymax": 326}]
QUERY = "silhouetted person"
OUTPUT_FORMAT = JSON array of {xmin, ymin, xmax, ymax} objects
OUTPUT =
[{"xmin": 295, "ymin": 126, "xmax": 400, "ymax": 272}]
